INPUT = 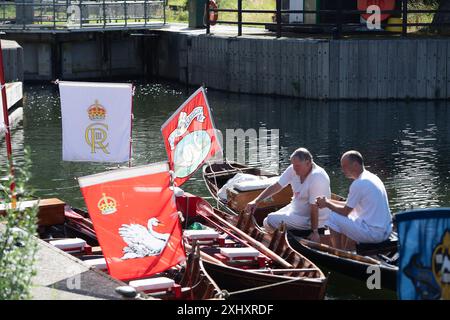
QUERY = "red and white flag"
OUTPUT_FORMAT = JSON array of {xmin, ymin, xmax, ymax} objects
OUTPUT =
[
  {"xmin": 161, "ymin": 87, "xmax": 222, "ymax": 187},
  {"xmin": 78, "ymin": 162, "xmax": 185, "ymax": 281}
]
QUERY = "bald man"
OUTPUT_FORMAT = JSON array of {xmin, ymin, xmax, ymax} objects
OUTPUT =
[{"xmin": 316, "ymin": 151, "xmax": 392, "ymax": 250}]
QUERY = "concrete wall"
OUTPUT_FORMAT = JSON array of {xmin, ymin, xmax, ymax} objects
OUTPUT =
[
  {"xmin": 1, "ymin": 40, "xmax": 24, "ymax": 82},
  {"xmin": 4, "ymin": 32, "xmax": 144, "ymax": 81},
  {"xmin": 4, "ymin": 30, "xmax": 450, "ymax": 100},
  {"xmin": 154, "ymin": 33, "xmax": 450, "ymax": 100}
]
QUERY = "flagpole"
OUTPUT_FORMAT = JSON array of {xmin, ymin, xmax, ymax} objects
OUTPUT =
[
  {"xmin": 0, "ymin": 34, "xmax": 16, "ymax": 206},
  {"xmin": 128, "ymin": 85, "xmax": 134, "ymax": 168}
]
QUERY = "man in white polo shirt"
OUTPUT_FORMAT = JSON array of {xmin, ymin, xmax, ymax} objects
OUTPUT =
[
  {"xmin": 246, "ymin": 148, "xmax": 331, "ymax": 243},
  {"xmin": 316, "ymin": 150, "xmax": 392, "ymax": 250}
]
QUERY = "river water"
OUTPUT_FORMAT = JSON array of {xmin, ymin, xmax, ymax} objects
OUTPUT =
[{"xmin": 1, "ymin": 81, "xmax": 450, "ymax": 299}]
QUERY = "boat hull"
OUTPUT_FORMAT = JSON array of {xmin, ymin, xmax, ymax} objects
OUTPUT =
[
  {"xmin": 177, "ymin": 193, "xmax": 328, "ymax": 300},
  {"xmin": 202, "ymin": 161, "xmax": 398, "ymax": 292},
  {"xmin": 287, "ymin": 233, "xmax": 397, "ymax": 291},
  {"xmin": 202, "ymin": 260, "xmax": 327, "ymax": 300}
]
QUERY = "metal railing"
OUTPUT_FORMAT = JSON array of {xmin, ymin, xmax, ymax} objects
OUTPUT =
[
  {"xmin": 206, "ymin": 0, "xmax": 450, "ymax": 38},
  {"xmin": 0, "ymin": 0, "xmax": 165, "ymax": 30}
]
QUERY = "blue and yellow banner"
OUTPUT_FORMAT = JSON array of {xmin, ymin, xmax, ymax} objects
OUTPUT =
[{"xmin": 397, "ymin": 208, "xmax": 450, "ymax": 300}]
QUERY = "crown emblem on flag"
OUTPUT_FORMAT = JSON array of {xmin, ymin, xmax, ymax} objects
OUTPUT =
[
  {"xmin": 88, "ymin": 100, "xmax": 107, "ymax": 121},
  {"xmin": 97, "ymin": 193, "xmax": 117, "ymax": 215}
]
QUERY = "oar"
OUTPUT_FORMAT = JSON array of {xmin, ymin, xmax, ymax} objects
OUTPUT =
[
  {"xmin": 248, "ymin": 268, "xmax": 317, "ymax": 273},
  {"xmin": 196, "ymin": 201, "xmax": 294, "ymax": 269},
  {"xmin": 299, "ymin": 238, "xmax": 381, "ymax": 265},
  {"xmin": 183, "ymin": 242, "xmax": 225, "ymax": 265}
]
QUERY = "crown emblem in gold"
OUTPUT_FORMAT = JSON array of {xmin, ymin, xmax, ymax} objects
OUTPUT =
[
  {"xmin": 97, "ymin": 193, "xmax": 117, "ymax": 215},
  {"xmin": 88, "ymin": 100, "xmax": 107, "ymax": 121}
]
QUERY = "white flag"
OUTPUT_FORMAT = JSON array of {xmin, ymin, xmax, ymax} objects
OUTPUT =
[
  {"xmin": 0, "ymin": 86, "xmax": 6, "ymax": 135},
  {"xmin": 59, "ymin": 81, "xmax": 133, "ymax": 162}
]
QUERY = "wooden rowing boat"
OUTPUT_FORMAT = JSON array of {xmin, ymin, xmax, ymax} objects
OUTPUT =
[
  {"xmin": 202, "ymin": 160, "xmax": 399, "ymax": 291},
  {"xmin": 41, "ymin": 203, "xmax": 223, "ymax": 300},
  {"xmin": 55, "ymin": 196, "xmax": 327, "ymax": 299},
  {"xmin": 177, "ymin": 192, "xmax": 328, "ymax": 300}
]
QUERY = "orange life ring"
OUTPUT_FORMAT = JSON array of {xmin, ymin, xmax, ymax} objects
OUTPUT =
[{"xmin": 208, "ymin": 0, "xmax": 218, "ymax": 26}]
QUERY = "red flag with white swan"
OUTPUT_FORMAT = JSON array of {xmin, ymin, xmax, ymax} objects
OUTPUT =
[
  {"xmin": 78, "ymin": 162, "xmax": 185, "ymax": 281},
  {"xmin": 161, "ymin": 87, "xmax": 222, "ymax": 187}
]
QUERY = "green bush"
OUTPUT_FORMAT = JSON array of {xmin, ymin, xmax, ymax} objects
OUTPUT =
[{"xmin": 0, "ymin": 149, "xmax": 38, "ymax": 300}]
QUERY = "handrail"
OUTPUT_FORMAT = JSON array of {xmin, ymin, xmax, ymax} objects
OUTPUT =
[
  {"xmin": 0, "ymin": 0, "xmax": 166, "ymax": 30},
  {"xmin": 206, "ymin": 1, "xmax": 450, "ymax": 38}
]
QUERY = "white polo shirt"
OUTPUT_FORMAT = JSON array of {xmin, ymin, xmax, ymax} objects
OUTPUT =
[
  {"xmin": 346, "ymin": 169, "xmax": 392, "ymax": 233},
  {"xmin": 278, "ymin": 163, "xmax": 331, "ymax": 227}
]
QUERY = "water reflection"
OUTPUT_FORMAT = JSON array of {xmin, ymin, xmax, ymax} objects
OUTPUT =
[
  {"xmin": 1, "ymin": 82, "xmax": 450, "ymax": 213},
  {"xmin": 207, "ymin": 94, "xmax": 450, "ymax": 213},
  {"xmin": 1, "ymin": 81, "xmax": 450, "ymax": 300}
]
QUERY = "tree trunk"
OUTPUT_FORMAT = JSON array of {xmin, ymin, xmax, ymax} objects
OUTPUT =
[{"xmin": 432, "ymin": 0, "xmax": 450, "ymax": 34}]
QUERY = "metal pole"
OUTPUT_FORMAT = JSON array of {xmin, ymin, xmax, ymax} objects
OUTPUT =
[
  {"xmin": 336, "ymin": 0, "xmax": 342, "ymax": 39},
  {"xmin": 103, "ymin": 0, "xmax": 106, "ymax": 28},
  {"xmin": 402, "ymin": 0, "xmax": 407, "ymax": 37},
  {"xmin": 206, "ymin": 0, "xmax": 210, "ymax": 34},
  {"xmin": 276, "ymin": 0, "xmax": 281, "ymax": 38},
  {"xmin": 66, "ymin": 0, "xmax": 69, "ymax": 23},
  {"xmin": 79, "ymin": 0, "xmax": 82, "ymax": 28},
  {"xmin": 144, "ymin": 0, "xmax": 147, "ymax": 26},
  {"xmin": 53, "ymin": 0, "xmax": 56, "ymax": 28},
  {"xmin": 0, "ymin": 36, "xmax": 16, "ymax": 206},
  {"xmin": 22, "ymin": 0, "xmax": 25, "ymax": 29},
  {"xmin": 163, "ymin": 0, "xmax": 166, "ymax": 24},
  {"xmin": 124, "ymin": 0, "xmax": 127, "ymax": 27},
  {"xmin": 238, "ymin": 0, "xmax": 242, "ymax": 36}
]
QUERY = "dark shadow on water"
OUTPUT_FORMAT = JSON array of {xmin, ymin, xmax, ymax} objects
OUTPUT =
[{"xmin": 324, "ymin": 268, "xmax": 397, "ymax": 300}]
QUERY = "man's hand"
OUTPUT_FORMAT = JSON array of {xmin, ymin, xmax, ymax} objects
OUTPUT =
[
  {"xmin": 245, "ymin": 200, "xmax": 258, "ymax": 215},
  {"xmin": 308, "ymin": 230, "xmax": 321, "ymax": 243},
  {"xmin": 315, "ymin": 196, "xmax": 328, "ymax": 209}
]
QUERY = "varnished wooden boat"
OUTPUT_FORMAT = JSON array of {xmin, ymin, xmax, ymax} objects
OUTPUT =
[
  {"xmin": 41, "ymin": 203, "xmax": 223, "ymax": 300},
  {"xmin": 1, "ymin": 82, "xmax": 23, "ymax": 135},
  {"xmin": 203, "ymin": 161, "xmax": 399, "ymax": 291},
  {"xmin": 177, "ymin": 192, "xmax": 328, "ymax": 300},
  {"xmin": 58, "ymin": 199, "xmax": 327, "ymax": 299}
]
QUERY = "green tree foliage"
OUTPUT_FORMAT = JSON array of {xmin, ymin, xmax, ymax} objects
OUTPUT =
[{"xmin": 0, "ymin": 149, "xmax": 38, "ymax": 300}]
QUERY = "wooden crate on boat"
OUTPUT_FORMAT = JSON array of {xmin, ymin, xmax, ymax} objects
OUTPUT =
[
  {"xmin": 226, "ymin": 186, "xmax": 293, "ymax": 213},
  {"xmin": 0, "ymin": 198, "xmax": 66, "ymax": 226}
]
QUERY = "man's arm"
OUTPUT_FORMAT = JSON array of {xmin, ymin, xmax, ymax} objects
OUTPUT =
[
  {"xmin": 310, "ymin": 204, "xmax": 319, "ymax": 230},
  {"xmin": 245, "ymin": 183, "xmax": 283, "ymax": 214},
  {"xmin": 329, "ymin": 199, "xmax": 346, "ymax": 205},
  {"xmin": 316, "ymin": 197, "xmax": 353, "ymax": 217}
]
